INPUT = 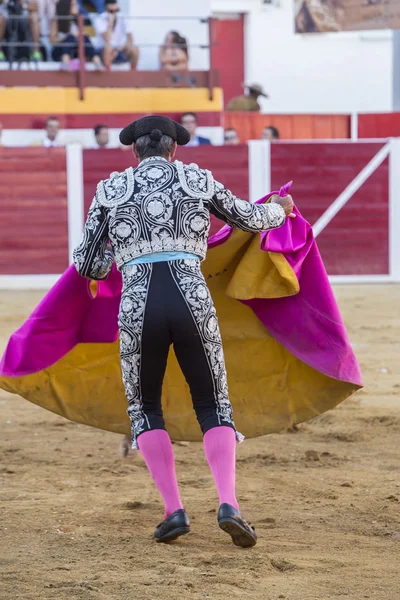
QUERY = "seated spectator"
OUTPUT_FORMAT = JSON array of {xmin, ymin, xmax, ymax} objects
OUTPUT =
[
  {"xmin": 0, "ymin": 4, "xmax": 5, "ymax": 60},
  {"xmin": 180, "ymin": 112, "xmax": 211, "ymax": 147},
  {"xmin": 262, "ymin": 126, "xmax": 280, "ymax": 140},
  {"xmin": 159, "ymin": 30, "xmax": 188, "ymax": 72},
  {"xmin": 0, "ymin": 0, "xmax": 42, "ymax": 62},
  {"xmin": 93, "ymin": 124, "xmax": 109, "ymax": 148},
  {"xmin": 43, "ymin": 116, "xmax": 62, "ymax": 147},
  {"xmin": 95, "ymin": 0, "xmax": 139, "ymax": 70},
  {"xmin": 50, "ymin": 0, "xmax": 102, "ymax": 70},
  {"xmin": 224, "ymin": 128, "xmax": 240, "ymax": 145},
  {"xmin": 226, "ymin": 83, "xmax": 268, "ymax": 112},
  {"xmin": 37, "ymin": 0, "xmax": 57, "ymax": 38}
]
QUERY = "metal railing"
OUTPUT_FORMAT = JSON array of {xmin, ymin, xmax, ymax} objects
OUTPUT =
[{"xmin": 0, "ymin": 12, "xmax": 216, "ymax": 101}]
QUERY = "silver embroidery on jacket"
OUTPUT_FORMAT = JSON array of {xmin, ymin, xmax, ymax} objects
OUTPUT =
[
  {"xmin": 96, "ymin": 167, "xmax": 135, "ymax": 208},
  {"xmin": 175, "ymin": 160, "xmax": 215, "ymax": 200},
  {"xmin": 73, "ymin": 157, "xmax": 286, "ymax": 278}
]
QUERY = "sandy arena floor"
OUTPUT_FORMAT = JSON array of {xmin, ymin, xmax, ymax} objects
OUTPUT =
[{"xmin": 0, "ymin": 285, "xmax": 399, "ymax": 600}]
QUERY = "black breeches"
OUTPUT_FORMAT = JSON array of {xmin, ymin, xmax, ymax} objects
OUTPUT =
[{"xmin": 118, "ymin": 259, "xmax": 236, "ymax": 448}]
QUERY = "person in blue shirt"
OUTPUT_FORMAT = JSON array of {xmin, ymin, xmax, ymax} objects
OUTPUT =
[{"xmin": 180, "ymin": 112, "xmax": 212, "ymax": 147}]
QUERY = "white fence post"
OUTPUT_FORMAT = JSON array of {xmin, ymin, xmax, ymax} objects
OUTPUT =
[
  {"xmin": 66, "ymin": 143, "xmax": 84, "ymax": 265},
  {"xmin": 350, "ymin": 113, "xmax": 358, "ymax": 141},
  {"xmin": 248, "ymin": 140, "xmax": 271, "ymax": 202},
  {"xmin": 389, "ymin": 138, "xmax": 400, "ymax": 282}
]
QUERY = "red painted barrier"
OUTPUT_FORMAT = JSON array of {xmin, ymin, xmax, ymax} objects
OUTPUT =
[
  {"xmin": 224, "ymin": 113, "xmax": 351, "ymax": 142},
  {"xmin": 0, "ymin": 112, "xmax": 221, "ymax": 130},
  {"xmin": 271, "ymin": 143, "xmax": 389, "ymax": 275},
  {"xmin": 83, "ymin": 146, "xmax": 249, "ymax": 236},
  {"xmin": 0, "ymin": 148, "xmax": 69, "ymax": 274},
  {"xmin": 0, "ymin": 144, "xmax": 390, "ymax": 278},
  {"xmin": 358, "ymin": 113, "xmax": 400, "ymax": 139}
]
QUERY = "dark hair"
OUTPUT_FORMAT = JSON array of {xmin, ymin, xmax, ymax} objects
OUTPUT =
[
  {"xmin": 94, "ymin": 124, "xmax": 108, "ymax": 136},
  {"xmin": 180, "ymin": 112, "xmax": 197, "ymax": 123},
  {"xmin": 224, "ymin": 128, "xmax": 237, "ymax": 135},
  {"xmin": 166, "ymin": 31, "xmax": 188, "ymax": 58},
  {"xmin": 265, "ymin": 126, "xmax": 279, "ymax": 139},
  {"xmin": 46, "ymin": 116, "xmax": 60, "ymax": 126},
  {"xmin": 177, "ymin": 35, "xmax": 188, "ymax": 58},
  {"xmin": 134, "ymin": 132, "xmax": 175, "ymax": 160},
  {"xmin": 105, "ymin": 0, "xmax": 118, "ymax": 5},
  {"xmin": 55, "ymin": 0, "xmax": 74, "ymax": 35},
  {"xmin": 168, "ymin": 31, "xmax": 181, "ymax": 44}
]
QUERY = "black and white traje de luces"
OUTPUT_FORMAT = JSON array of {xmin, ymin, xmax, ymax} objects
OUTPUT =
[{"xmin": 73, "ymin": 157, "xmax": 286, "ymax": 448}]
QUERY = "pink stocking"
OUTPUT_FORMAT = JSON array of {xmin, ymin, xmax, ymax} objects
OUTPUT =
[
  {"xmin": 203, "ymin": 426, "xmax": 239, "ymax": 510},
  {"xmin": 138, "ymin": 429, "xmax": 184, "ymax": 518}
]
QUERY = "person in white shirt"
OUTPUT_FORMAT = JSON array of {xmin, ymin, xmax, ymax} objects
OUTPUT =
[
  {"xmin": 94, "ymin": 0, "xmax": 138, "ymax": 69},
  {"xmin": 93, "ymin": 124, "xmax": 109, "ymax": 149},
  {"xmin": 43, "ymin": 116, "xmax": 62, "ymax": 147}
]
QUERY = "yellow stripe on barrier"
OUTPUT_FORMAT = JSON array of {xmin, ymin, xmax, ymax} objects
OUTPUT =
[{"xmin": 0, "ymin": 87, "xmax": 223, "ymax": 114}]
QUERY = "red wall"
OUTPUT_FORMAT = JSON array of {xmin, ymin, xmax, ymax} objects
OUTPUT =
[
  {"xmin": 358, "ymin": 113, "xmax": 400, "ymax": 138},
  {"xmin": 212, "ymin": 16, "xmax": 245, "ymax": 108},
  {"xmin": 224, "ymin": 114, "xmax": 351, "ymax": 142},
  {"xmin": 4, "ymin": 111, "xmax": 400, "ymax": 140},
  {"xmin": 0, "ymin": 112, "xmax": 221, "ymax": 129},
  {"xmin": 0, "ymin": 148, "xmax": 68, "ymax": 274},
  {"xmin": 0, "ymin": 144, "xmax": 389, "ymax": 277},
  {"xmin": 83, "ymin": 146, "xmax": 249, "ymax": 235},
  {"xmin": 271, "ymin": 143, "xmax": 389, "ymax": 275}
]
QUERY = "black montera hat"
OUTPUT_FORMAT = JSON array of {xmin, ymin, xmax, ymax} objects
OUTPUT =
[{"xmin": 119, "ymin": 115, "xmax": 190, "ymax": 146}]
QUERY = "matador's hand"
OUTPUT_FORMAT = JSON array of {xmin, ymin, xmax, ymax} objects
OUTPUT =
[{"xmin": 271, "ymin": 194, "xmax": 296, "ymax": 219}]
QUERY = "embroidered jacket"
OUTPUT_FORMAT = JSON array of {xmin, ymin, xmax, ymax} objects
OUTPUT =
[{"xmin": 73, "ymin": 156, "xmax": 286, "ymax": 280}]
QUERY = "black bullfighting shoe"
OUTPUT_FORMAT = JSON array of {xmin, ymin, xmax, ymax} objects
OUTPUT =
[
  {"xmin": 154, "ymin": 509, "xmax": 190, "ymax": 543},
  {"xmin": 217, "ymin": 503, "xmax": 257, "ymax": 548}
]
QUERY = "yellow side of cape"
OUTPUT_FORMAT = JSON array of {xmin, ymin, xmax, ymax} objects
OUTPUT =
[{"xmin": 0, "ymin": 229, "xmax": 359, "ymax": 440}]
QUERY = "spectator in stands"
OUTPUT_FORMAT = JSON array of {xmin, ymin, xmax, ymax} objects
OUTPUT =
[
  {"xmin": 180, "ymin": 112, "xmax": 211, "ymax": 147},
  {"xmin": 159, "ymin": 30, "xmax": 188, "ymax": 72},
  {"xmin": 43, "ymin": 116, "xmax": 62, "ymax": 147},
  {"xmin": 0, "ymin": 0, "xmax": 42, "ymax": 62},
  {"xmin": 0, "ymin": 3, "xmax": 4, "ymax": 59},
  {"xmin": 0, "ymin": 2, "xmax": 5, "ymax": 60},
  {"xmin": 0, "ymin": 122, "xmax": 3, "ymax": 145},
  {"xmin": 226, "ymin": 83, "xmax": 268, "ymax": 112},
  {"xmin": 37, "ymin": 0, "xmax": 57, "ymax": 39},
  {"xmin": 95, "ymin": 0, "xmax": 139, "ymax": 69},
  {"xmin": 224, "ymin": 128, "xmax": 240, "ymax": 145},
  {"xmin": 93, "ymin": 124, "xmax": 109, "ymax": 148},
  {"xmin": 262, "ymin": 126, "xmax": 280, "ymax": 140},
  {"xmin": 50, "ymin": 0, "xmax": 102, "ymax": 70}
]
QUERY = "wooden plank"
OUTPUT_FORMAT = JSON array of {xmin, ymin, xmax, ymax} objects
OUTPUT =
[
  {"xmin": 0, "ymin": 148, "xmax": 69, "ymax": 274},
  {"xmin": 0, "ymin": 70, "xmax": 218, "ymax": 89},
  {"xmin": 271, "ymin": 143, "xmax": 389, "ymax": 275},
  {"xmin": 0, "ymin": 112, "xmax": 222, "ymax": 129},
  {"xmin": 358, "ymin": 112, "xmax": 400, "ymax": 138}
]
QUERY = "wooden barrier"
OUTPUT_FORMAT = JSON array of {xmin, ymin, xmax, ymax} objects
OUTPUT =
[
  {"xmin": 0, "ymin": 148, "xmax": 69, "ymax": 275},
  {"xmin": 271, "ymin": 143, "xmax": 389, "ymax": 275},
  {"xmin": 5, "ymin": 111, "xmax": 400, "ymax": 141},
  {"xmin": 0, "ymin": 143, "xmax": 392, "ymax": 280},
  {"xmin": 358, "ymin": 113, "xmax": 400, "ymax": 139},
  {"xmin": 224, "ymin": 113, "xmax": 351, "ymax": 142}
]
